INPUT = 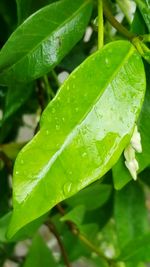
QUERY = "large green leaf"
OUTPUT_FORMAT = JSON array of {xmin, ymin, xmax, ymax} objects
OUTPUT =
[
  {"xmin": 114, "ymin": 182, "xmax": 149, "ymax": 249},
  {"xmin": 8, "ymin": 41, "xmax": 145, "ymax": 238},
  {"xmin": 0, "ymin": 0, "xmax": 92, "ymax": 85}
]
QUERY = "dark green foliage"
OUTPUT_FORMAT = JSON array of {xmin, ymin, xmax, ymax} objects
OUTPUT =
[{"xmin": 0, "ymin": 0, "xmax": 150, "ymax": 266}]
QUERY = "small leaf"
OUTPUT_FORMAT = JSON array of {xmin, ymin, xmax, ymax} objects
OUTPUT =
[
  {"xmin": 8, "ymin": 41, "xmax": 146, "ymax": 238},
  {"xmin": 114, "ymin": 181, "xmax": 149, "ymax": 249},
  {"xmin": 61, "ymin": 205, "xmax": 85, "ymax": 226},
  {"xmin": 65, "ymin": 183, "xmax": 112, "ymax": 210},
  {"xmin": 0, "ymin": 0, "xmax": 93, "ymax": 85},
  {"xmin": 23, "ymin": 234, "xmax": 58, "ymax": 267},
  {"xmin": 113, "ymin": 155, "xmax": 132, "ymax": 190}
]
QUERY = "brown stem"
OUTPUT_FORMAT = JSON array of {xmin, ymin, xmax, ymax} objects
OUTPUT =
[
  {"xmin": 56, "ymin": 204, "xmax": 112, "ymax": 264},
  {"xmin": 46, "ymin": 220, "xmax": 72, "ymax": 267}
]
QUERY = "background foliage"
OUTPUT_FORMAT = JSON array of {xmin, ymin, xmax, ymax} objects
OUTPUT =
[{"xmin": 0, "ymin": 0, "xmax": 150, "ymax": 266}]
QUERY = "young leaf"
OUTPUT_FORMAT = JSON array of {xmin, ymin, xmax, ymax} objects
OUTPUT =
[
  {"xmin": 113, "ymin": 155, "xmax": 132, "ymax": 190},
  {"xmin": 8, "ymin": 41, "xmax": 146, "ymax": 238},
  {"xmin": 0, "ymin": 0, "xmax": 93, "ymax": 85},
  {"xmin": 23, "ymin": 234, "xmax": 58, "ymax": 267},
  {"xmin": 114, "ymin": 182, "xmax": 148, "ymax": 249},
  {"xmin": 65, "ymin": 183, "xmax": 112, "ymax": 210}
]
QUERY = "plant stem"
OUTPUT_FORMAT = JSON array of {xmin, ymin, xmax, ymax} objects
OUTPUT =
[
  {"xmin": 56, "ymin": 204, "xmax": 112, "ymax": 264},
  {"xmin": 51, "ymin": 69, "xmax": 60, "ymax": 88},
  {"xmin": 98, "ymin": 0, "xmax": 104, "ymax": 49},
  {"xmin": 46, "ymin": 220, "xmax": 71, "ymax": 267},
  {"xmin": 103, "ymin": 1, "xmax": 135, "ymax": 40},
  {"xmin": 43, "ymin": 75, "xmax": 55, "ymax": 99}
]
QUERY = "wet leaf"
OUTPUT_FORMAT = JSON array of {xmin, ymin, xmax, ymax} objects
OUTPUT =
[{"xmin": 8, "ymin": 41, "xmax": 145, "ymax": 238}]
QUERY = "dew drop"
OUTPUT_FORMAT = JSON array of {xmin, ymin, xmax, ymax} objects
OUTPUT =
[
  {"xmin": 67, "ymin": 85, "xmax": 70, "ymax": 91},
  {"xmin": 15, "ymin": 171, "xmax": 19, "ymax": 175},
  {"xmin": 75, "ymin": 107, "xmax": 79, "ymax": 112}
]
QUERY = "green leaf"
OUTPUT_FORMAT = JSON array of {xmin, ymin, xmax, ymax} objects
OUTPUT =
[
  {"xmin": 16, "ymin": 0, "xmax": 57, "ymax": 24},
  {"xmin": 0, "ymin": 212, "xmax": 11, "ymax": 242},
  {"xmin": 113, "ymin": 155, "xmax": 132, "ymax": 190},
  {"xmin": 114, "ymin": 182, "xmax": 149, "ymax": 249},
  {"xmin": 8, "ymin": 41, "xmax": 146, "ymax": 238},
  {"xmin": 134, "ymin": 0, "xmax": 150, "ymax": 32},
  {"xmin": 61, "ymin": 205, "xmax": 85, "ymax": 226},
  {"xmin": 23, "ymin": 234, "xmax": 58, "ymax": 267},
  {"xmin": 3, "ymin": 82, "xmax": 34, "ymax": 121},
  {"xmin": 0, "ymin": 142, "xmax": 25, "ymax": 160},
  {"xmin": 137, "ymin": 70, "xmax": 150, "ymax": 172},
  {"xmin": 0, "ymin": 0, "xmax": 93, "ymax": 85},
  {"xmin": 118, "ymin": 232, "xmax": 150, "ymax": 262},
  {"xmin": 65, "ymin": 182, "xmax": 112, "ymax": 210}
]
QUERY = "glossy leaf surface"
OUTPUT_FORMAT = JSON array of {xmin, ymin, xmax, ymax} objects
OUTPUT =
[
  {"xmin": 8, "ymin": 41, "xmax": 145, "ymax": 238},
  {"xmin": 0, "ymin": 0, "xmax": 92, "ymax": 85},
  {"xmin": 114, "ymin": 182, "xmax": 148, "ymax": 249}
]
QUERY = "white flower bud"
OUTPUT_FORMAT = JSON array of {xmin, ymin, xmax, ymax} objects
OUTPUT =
[{"xmin": 130, "ymin": 125, "xmax": 142, "ymax": 153}]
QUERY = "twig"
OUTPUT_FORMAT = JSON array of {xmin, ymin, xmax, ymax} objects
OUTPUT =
[
  {"xmin": 56, "ymin": 204, "xmax": 112, "ymax": 264},
  {"xmin": 36, "ymin": 79, "xmax": 45, "ymax": 111},
  {"xmin": 103, "ymin": 1, "xmax": 135, "ymax": 40},
  {"xmin": 98, "ymin": 0, "xmax": 104, "ymax": 49},
  {"xmin": 46, "ymin": 220, "xmax": 72, "ymax": 267}
]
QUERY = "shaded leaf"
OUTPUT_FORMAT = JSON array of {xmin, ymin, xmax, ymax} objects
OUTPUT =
[
  {"xmin": 0, "ymin": 0, "xmax": 93, "ymax": 85},
  {"xmin": 8, "ymin": 41, "xmax": 145, "ymax": 238},
  {"xmin": 3, "ymin": 82, "xmax": 34, "ymax": 121},
  {"xmin": 65, "ymin": 182, "xmax": 112, "ymax": 210},
  {"xmin": 137, "ymin": 66, "xmax": 150, "ymax": 171},
  {"xmin": 16, "ymin": 0, "xmax": 57, "ymax": 24},
  {"xmin": 23, "ymin": 234, "xmax": 58, "ymax": 267},
  {"xmin": 114, "ymin": 182, "xmax": 149, "ymax": 249},
  {"xmin": 134, "ymin": 0, "xmax": 150, "ymax": 32},
  {"xmin": 118, "ymin": 232, "xmax": 150, "ymax": 262},
  {"xmin": 113, "ymin": 155, "xmax": 132, "ymax": 190},
  {"xmin": 61, "ymin": 205, "xmax": 85, "ymax": 226}
]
